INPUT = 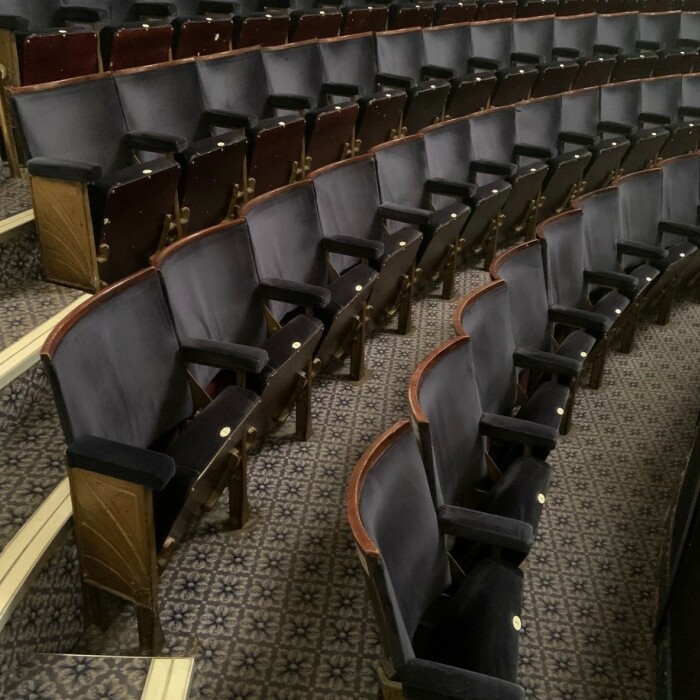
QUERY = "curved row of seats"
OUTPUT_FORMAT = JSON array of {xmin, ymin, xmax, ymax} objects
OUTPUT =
[
  {"xmin": 8, "ymin": 36, "xmax": 699, "ymax": 291},
  {"xmin": 348, "ymin": 152, "xmax": 700, "ymax": 699}
]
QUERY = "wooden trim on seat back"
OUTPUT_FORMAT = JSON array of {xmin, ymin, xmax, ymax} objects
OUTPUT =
[
  {"xmin": 489, "ymin": 237, "xmax": 542, "ymax": 281},
  {"xmin": 570, "ymin": 183, "xmax": 619, "ymax": 209},
  {"xmin": 452, "ymin": 279, "xmax": 506, "ymax": 336},
  {"xmin": 534, "ymin": 206, "xmax": 583, "ymax": 240},
  {"xmin": 308, "ymin": 153, "xmax": 375, "ymax": 180},
  {"xmin": 239, "ymin": 180, "xmax": 311, "ymax": 218}
]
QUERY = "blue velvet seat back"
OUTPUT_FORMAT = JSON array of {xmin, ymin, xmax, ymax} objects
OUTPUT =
[
  {"xmin": 262, "ymin": 41, "xmax": 324, "ymax": 109},
  {"xmin": 560, "ymin": 88, "xmax": 601, "ymax": 138},
  {"xmin": 155, "ymin": 221, "xmax": 268, "ymax": 388},
  {"xmin": 577, "ymin": 188, "xmax": 621, "ymax": 273},
  {"xmin": 457, "ymin": 283, "xmax": 518, "ymax": 416},
  {"xmin": 359, "ymin": 423, "xmax": 451, "ymax": 668},
  {"xmin": 469, "ymin": 19, "xmax": 512, "ymax": 65},
  {"xmin": 415, "ymin": 337, "xmax": 488, "ymax": 508},
  {"xmin": 512, "ymin": 16, "xmax": 555, "ymax": 57},
  {"xmin": 639, "ymin": 11, "xmax": 681, "ymax": 49},
  {"xmin": 375, "ymin": 29, "xmax": 425, "ymax": 82},
  {"xmin": 46, "ymin": 269, "xmax": 194, "ymax": 447},
  {"xmin": 600, "ymin": 80, "xmax": 642, "ymax": 127},
  {"xmin": 114, "ymin": 60, "xmax": 209, "ymax": 148},
  {"xmin": 661, "ymin": 156, "xmax": 700, "ymax": 246},
  {"xmin": 374, "ymin": 137, "xmax": 431, "ymax": 234},
  {"xmin": 244, "ymin": 183, "xmax": 328, "ymax": 322},
  {"xmin": 515, "ymin": 96, "xmax": 562, "ymax": 154},
  {"xmin": 318, "ymin": 35, "xmax": 377, "ymax": 96},
  {"xmin": 596, "ymin": 12, "xmax": 640, "ymax": 54},
  {"xmin": 495, "ymin": 242, "xmax": 551, "ymax": 352},
  {"xmin": 617, "ymin": 170, "xmax": 663, "ymax": 265},
  {"xmin": 13, "ymin": 74, "xmax": 132, "ymax": 174},
  {"xmin": 196, "ymin": 50, "xmax": 271, "ymax": 118},
  {"xmin": 641, "ymin": 77, "xmax": 682, "ymax": 120},
  {"xmin": 540, "ymin": 210, "xmax": 587, "ymax": 309},
  {"xmin": 469, "ymin": 108, "xmax": 517, "ymax": 164},
  {"xmin": 553, "ymin": 14, "xmax": 597, "ymax": 54},
  {"xmin": 311, "ymin": 157, "xmax": 385, "ymax": 274},
  {"xmin": 421, "ymin": 24, "xmax": 471, "ymax": 75}
]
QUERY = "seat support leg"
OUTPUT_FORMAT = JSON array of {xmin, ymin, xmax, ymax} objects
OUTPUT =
[
  {"xmin": 350, "ymin": 304, "xmax": 368, "ymax": 381},
  {"xmin": 588, "ymin": 337, "xmax": 608, "ymax": 390},
  {"xmin": 295, "ymin": 362, "xmax": 313, "ymax": 441},
  {"xmin": 136, "ymin": 604, "xmax": 164, "ymax": 656},
  {"xmin": 228, "ymin": 441, "xmax": 250, "ymax": 530}
]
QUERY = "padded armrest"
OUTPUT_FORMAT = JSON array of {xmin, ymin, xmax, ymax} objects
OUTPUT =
[
  {"xmin": 126, "ymin": 131, "xmax": 187, "ymax": 154},
  {"xmin": 558, "ymin": 130, "xmax": 596, "ymax": 147},
  {"xmin": 510, "ymin": 51, "xmax": 542, "ymax": 65},
  {"xmin": 379, "ymin": 203, "xmax": 432, "ymax": 226},
  {"xmin": 321, "ymin": 235, "xmax": 384, "ymax": 260},
  {"xmin": 467, "ymin": 56, "xmax": 500, "ymax": 71},
  {"xmin": 597, "ymin": 120, "xmax": 634, "ymax": 136},
  {"xmin": 0, "ymin": 14, "xmax": 29, "ymax": 32},
  {"xmin": 133, "ymin": 2, "xmax": 177, "ymax": 16},
  {"xmin": 594, "ymin": 43, "xmax": 622, "ymax": 56},
  {"xmin": 27, "ymin": 157, "xmax": 102, "ymax": 183},
  {"xmin": 179, "ymin": 338, "xmax": 268, "ymax": 374},
  {"xmin": 199, "ymin": 0, "xmax": 235, "ymax": 12},
  {"xmin": 512, "ymin": 143, "xmax": 553, "ymax": 161},
  {"xmin": 376, "ymin": 72, "xmax": 415, "ymax": 90},
  {"xmin": 617, "ymin": 239, "xmax": 668, "ymax": 261},
  {"xmin": 426, "ymin": 178, "xmax": 477, "ymax": 198},
  {"xmin": 513, "ymin": 348, "xmax": 581, "ymax": 378},
  {"xmin": 639, "ymin": 112, "xmax": 671, "ymax": 126},
  {"xmin": 420, "ymin": 64, "xmax": 456, "ymax": 80},
  {"xmin": 320, "ymin": 82, "xmax": 361, "ymax": 99},
  {"xmin": 636, "ymin": 40, "xmax": 660, "ymax": 52},
  {"xmin": 258, "ymin": 278, "xmax": 331, "ymax": 308},
  {"xmin": 469, "ymin": 159, "xmax": 517, "ymax": 179},
  {"xmin": 548, "ymin": 305, "xmax": 610, "ymax": 337},
  {"xmin": 205, "ymin": 108, "xmax": 258, "ymax": 130},
  {"xmin": 437, "ymin": 505, "xmax": 534, "ymax": 553},
  {"xmin": 584, "ymin": 269, "xmax": 638, "ymax": 296},
  {"xmin": 67, "ymin": 435, "xmax": 176, "ymax": 492},
  {"xmin": 679, "ymin": 106, "xmax": 700, "ymax": 119},
  {"xmin": 480, "ymin": 413, "xmax": 559, "ymax": 451},
  {"xmin": 552, "ymin": 46, "xmax": 580, "ymax": 60},
  {"xmin": 267, "ymin": 93, "xmax": 313, "ymax": 110},
  {"xmin": 677, "ymin": 38, "xmax": 700, "ymax": 50},
  {"xmin": 658, "ymin": 220, "xmax": 700, "ymax": 243},
  {"xmin": 402, "ymin": 658, "xmax": 526, "ymax": 700},
  {"xmin": 55, "ymin": 5, "xmax": 109, "ymax": 22}
]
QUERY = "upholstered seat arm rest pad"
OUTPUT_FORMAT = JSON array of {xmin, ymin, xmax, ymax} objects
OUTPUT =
[
  {"xmin": 259, "ymin": 278, "xmax": 331, "ymax": 308},
  {"xmin": 67, "ymin": 436, "xmax": 176, "ymax": 492},
  {"xmin": 597, "ymin": 121, "xmax": 634, "ymax": 136},
  {"xmin": 402, "ymin": 658, "xmax": 526, "ymax": 700},
  {"xmin": 206, "ymin": 109, "xmax": 258, "ymax": 130},
  {"xmin": 510, "ymin": 52, "xmax": 541, "ymax": 65},
  {"xmin": 0, "ymin": 15, "xmax": 29, "ymax": 32},
  {"xmin": 658, "ymin": 221, "xmax": 700, "ymax": 243},
  {"xmin": 638, "ymin": 112, "xmax": 671, "ymax": 126},
  {"xmin": 125, "ymin": 131, "xmax": 188, "ymax": 154},
  {"xmin": 321, "ymin": 235, "xmax": 384, "ymax": 260},
  {"xmin": 513, "ymin": 348, "xmax": 581, "ymax": 378},
  {"xmin": 558, "ymin": 131, "xmax": 597, "ymax": 147},
  {"xmin": 551, "ymin": 47, "xmax": 580, "ymax": 60},
  {"xmin": 512, "ymin": 143, "xmax": 552, "ymax": 161},
  {"xmin": 27, "ymin": 157, "xmax": 102, "ymax": 183},
  {"xmin": 133, "ymin": 2, "xmax": 178, "ymax": 17},
  {"xmin": 426, "ymin": 178, "xmax": 477, "ymax": 198},
  {"xmin": 379, "ymin": 203, "xmax": 432, "ymax": 226},
  {"xmin": 677, "ymin": 38, "xmax": 700, "ymax": 49},
  {"xmin": 479, "ymin": 413, "xmax": 559, "ymax": 451},
  {"xmin": 437, "ymin": 505, "xmax": 534, "ymax": 553},
  {"xmin": 548, "ymin": 305, "xmax": 610, "ymax": 337},
  {"xmin": 421, "ymin": 64, "xmax": 457, "ymax": 80},
  {"xmin": 467, "ymin": 57, "xmax": 500, "ymax": 71},
  {"xmin": 617, "ymin": 240, "xmax": 668, "ymax": 261},
  {"xmin": 376, "ymin": 73, "xmax": 415, "ymax": 90},
  {"xmin": 635, "ymin": 40, "xmax": 660, "ymax": 52},
  {"xmin": 320, "ymin": 82, "xmax": 362, "ymax": 98},
  {"xmin": 679, "ymin": 106, "xmax": 700, "ymax": 119},
  {"xmin": 469, "ymin": 160, "xmax": 517, "ymax": 179},
  {"xmin": 199, "ymin": 0, "xmax": 236, "ymax": 12},
  {"xmin": 55, "ymin": 6, "xmax": 109, "ymax": 22},
  {"xmin": 584, "ymin": 270, "xmax": 638, "ymax": 295},
  {"xmin": 180, "ymin": 338, "xmax": 268, "ymax": 374},
  {"xmin": 267, "ymin": 94, "xmax": 314, "ymax": 110},
  {"xmin": 593, "ymin": 44, "xmax": 621, "ymax": 56}
]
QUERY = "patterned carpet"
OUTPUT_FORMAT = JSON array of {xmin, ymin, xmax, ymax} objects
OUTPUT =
[{"xmin": 0, "ymin": 216, "xmax": 698, "ymax": 697}]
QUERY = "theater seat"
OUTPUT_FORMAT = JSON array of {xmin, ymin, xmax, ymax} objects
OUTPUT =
[
  {"xmin": 348, "ymin": 420, "xmax": 527, "ymax": 700},
  {"xmin": 41, "ymin": 268, "xmax": 260, "ymax": 654}
]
